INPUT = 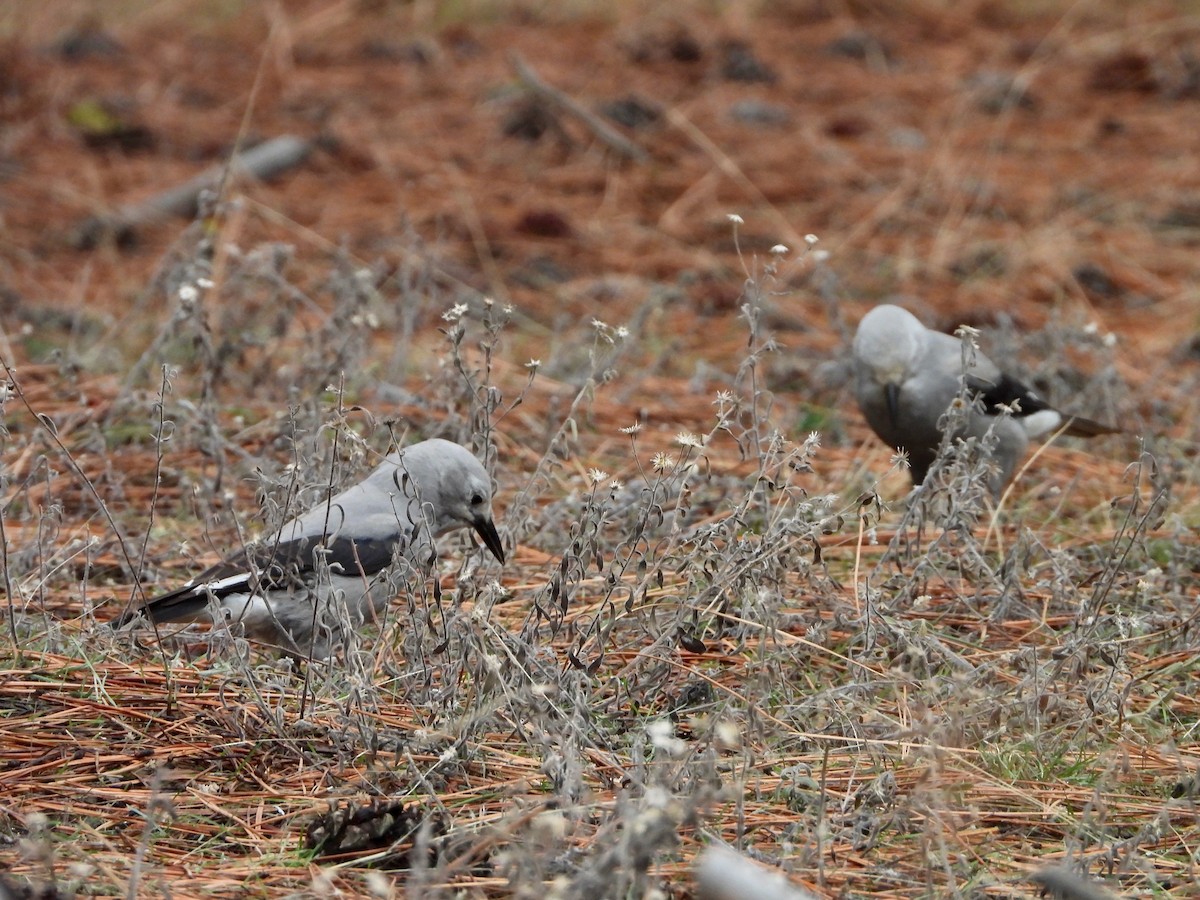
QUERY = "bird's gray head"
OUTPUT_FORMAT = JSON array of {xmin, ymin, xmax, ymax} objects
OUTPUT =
[
  {"xmin": 852, "ymin": 304, "xmax": 926, "ymax": 387},
  {"xmin": 397, "ymin": 439, "xmax": 506, "ymax": 564}
]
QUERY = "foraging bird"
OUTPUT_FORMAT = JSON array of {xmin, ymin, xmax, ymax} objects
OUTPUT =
[
  {"xmin": 852, "ymin": 304, "xmax": 1117, "ymax": 494},
  {"xmin": 116, "ymin": 438, "xmax": 505, "ymax": 658}
]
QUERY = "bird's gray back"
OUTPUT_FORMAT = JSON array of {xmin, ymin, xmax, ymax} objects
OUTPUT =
[{"xmin": 275, "ymin": 450, "xmax": 435, "ymax": 547}]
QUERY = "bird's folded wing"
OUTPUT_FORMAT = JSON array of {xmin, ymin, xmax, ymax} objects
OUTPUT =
[
  {"xmin": 965, "ymin": 373, "xmax": 1119, "ymax": 436},
  {"xmin": 117, "ymin": 533, "xmax": 403, "ymax": 626},
  {"xmin": 965, "ymin": 372, "xmax": 1055, "ymax": 417}
]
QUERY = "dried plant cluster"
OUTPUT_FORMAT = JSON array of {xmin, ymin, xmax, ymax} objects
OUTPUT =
[{"xmin": 1, "ymin": 216, "xmax": 1197, "ymax": 900}]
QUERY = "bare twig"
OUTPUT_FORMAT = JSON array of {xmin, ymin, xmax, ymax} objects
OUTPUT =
[
  {"xmin": 0, "ymin": 357, "xmax": 147, "ymax": 606},
  {"xmin": 509, "ymin": 53, "xmax": 648, "ymax": 162},
  {"xmin": 73, "ymin": 135, "xmax": 313, "ymax": 247}
]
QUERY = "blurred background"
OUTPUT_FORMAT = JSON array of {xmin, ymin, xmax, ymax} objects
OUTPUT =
[{"xmin": 3, "ymin": 1, "xmax": 1195, "ymax": 434}]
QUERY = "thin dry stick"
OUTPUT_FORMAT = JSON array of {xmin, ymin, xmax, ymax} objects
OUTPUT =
[
  {"xmin": 126, "ymin": 765, "xmax": 176, "ymax": 900},
  {"xmin": 0, "ymin": 478, "xmax": 17, "ymax": 654},
  {"xmin": 299, "ymin": 379, "xmax": 349, "ymax": 720},
  {"xmin": 509, "ymin": 53, "xmax": 649, "ymax": 162},
  {"xmin": 666, "ymin": 107, "xmax": 805, "ymax": 249},
  {"xmin": 75, "ymin": 136, "xmax": 311, "ymax": 245},
  {"xmin": 985, "ymin": 417, "xmax": 1075, "ymax": 552},
  {"xmin": 130, "ymin": 366, "xmax": 174, "ymax": 622},
  {"xmin": 447, "ymin": 166, "xmax": 514, "ymax": 309},
  {"xmin": 0, "ymin": 358, "xmax": 146, "ymax": 605},
  {"xmin": 852, "ymin": 500, "xmax": 869, "ymax": 619}
]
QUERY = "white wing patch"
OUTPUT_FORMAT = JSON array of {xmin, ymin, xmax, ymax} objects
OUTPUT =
[
  {"xmin": 200, "ymin": 572, "xmax": 254, "ymax": 595},
  {"xmin": 1020, "ymin": 409, "xmax": 1063, "ymax": 439}
]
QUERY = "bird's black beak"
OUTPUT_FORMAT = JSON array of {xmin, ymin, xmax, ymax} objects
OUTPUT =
[
  {"xmin": 474, "ymin": 517, "xmax": 506, "ymax": 564},
  {"xmin": 884, "ymin": 382, "xmax": 902, "ymax": 429}
]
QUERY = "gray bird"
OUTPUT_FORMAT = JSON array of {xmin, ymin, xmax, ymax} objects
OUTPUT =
[
  {"xmin": 116, "ymin": 438, "xmax": 505, "ymax": 658},
  {"xmin": 852, "ymin": 304, "xmax": 1116, "ymax": 494}
]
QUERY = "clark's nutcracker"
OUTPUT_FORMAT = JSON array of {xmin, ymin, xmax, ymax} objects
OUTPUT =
[
  {"xmin": 853, "ymin": 304, "xmax": 1116, "ymax": 494},
  {"xmin": 117, "ymin": 438, "xmax": 505, "ymax": 658}
]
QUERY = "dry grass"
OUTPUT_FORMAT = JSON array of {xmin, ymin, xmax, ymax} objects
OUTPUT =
[
  {"xmin": 2, "ymin": 239, "xmax": 1198, "ymax": 898},
  {"xmin": 4, "ymin": 1, "xmax": 1200, "ymax": 897}
]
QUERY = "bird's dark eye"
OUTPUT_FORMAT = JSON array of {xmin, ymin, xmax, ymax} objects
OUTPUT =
[{"xmin": 470, "ymin": 493, "xmax": 485, "ymax": 506}]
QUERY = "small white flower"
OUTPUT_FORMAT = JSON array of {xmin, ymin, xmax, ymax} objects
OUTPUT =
[
  {"xmin": 616, "ymin": 325, "xmax": 630, "ymax": 339},
  {"xmin": 620, "ymin": 422, "xmax": 642, "ymax": 434},
  {"xmin": 647, "ymin": 719, "xmax": 687, "ymax": 757},
  {"xmin": 483, "ymin": 296, "xmax": 494, "ymax": 307},
  {"xmin": 365, "ymin": 871, "xmax": 393, "ymax": 899},
  {"xmin": 675, "ymin": 431, "xmax": 702, "ymax": 448},
  {"xmin": 442, "ymin": 302, "xmax": 469, "ymax": 322},
  {"xmin": 1083, "ymin": 321, "xmax": 1099, "ymax": 335},
  {"xmin": 503, "ymin": 303, "xmax": 514, "ymax": 314},
  {"xmin": 726, "ymin": 213, "xmax": 744, "ymax": 225},
  {"xmin": 770, "ymin": 244, "xmax": 789, "ymax": 255},
  {"xmin": 955, "ymin": 324, "xmax": 981, "ymax": 338},
  {"xmin": 652, "ymin": 452, "xmax": 675, "ymax": 473},
  {"xmin": 439, "ymin": 746, "xmax": 458, "ymax": 764},
  {"xmin": 588, "ymin": 468, "xmax": 609, "ymax": 484},
  {"xmin": 812, "ymin": 249, "xmax": 831, "ymax": 262},
  {"xmin": 590, "ymin": 318, "xmax": 609, "ymax": 331},
  {"xmin": 1103, "ymin": 332, "xmax": 1118, "ymax": 348},
  {"xmin": 715, "ymin": 720, "xmax": 741, "ymax": 750},
  {"xmin": 525, "ymin": 359, "xmax": 542, "ymax": 369},
  {"xmin": 609, "ymin": 480, "xmax": 623, "ymax": 491},
  {"xmin": 1138, "ymin": 567, "xmax": 1163, "ymax": 591},
  {"xmin": 311, "ymin": 872, "xmax": 335, "ymax": 895},
  {"xmin": 532, "ymin": 809, "xmax": 567, "ymax": 843},
  {"xmin": 178, "ymin": 284, "xmax": 199, "ymax": 304},
  {"xmin": 805, "ymin": 233, "xmax": 819, "ymax": 244},
  {"xmin": 196, "ymin": 277, "xmax": 214, "ymax": 289}
]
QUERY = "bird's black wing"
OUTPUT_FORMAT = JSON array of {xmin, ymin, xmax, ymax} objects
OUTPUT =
[
  {"xmin": 966, "ymin": 372, "xmax": 1119, "ymax": 436},
  {"xmin": 965, "ymin": 372, "xmax": 1054, "ymax": 418},
  {"xmin": 117, "ymin": 534, "xmax": 403, "ymax": 626}
]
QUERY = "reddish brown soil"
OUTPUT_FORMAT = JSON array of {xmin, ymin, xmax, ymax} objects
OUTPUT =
[{"xmin": 6, "ymin": 1, "xmax": 1199, "ymax": 367}]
